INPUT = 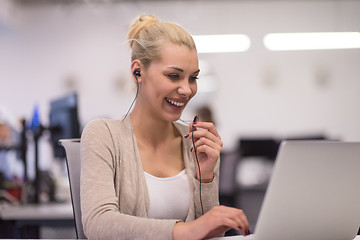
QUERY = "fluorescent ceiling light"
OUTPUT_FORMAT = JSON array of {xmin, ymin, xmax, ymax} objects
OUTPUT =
[
  {"xmin": 264, "ymin": 32, "xmax": 360, "ymax": 51},
  {"xmin": 193, "ymin": 34, "xmax": 251, "ymax": 53}
]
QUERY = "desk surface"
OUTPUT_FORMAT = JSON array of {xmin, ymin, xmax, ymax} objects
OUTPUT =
[
  {"xmin": 1, "ymin": 235, "xmax": 360, "ymax": 240},
  {"xmin": 1, "ymin": 237, "xmax": 360, "ymax": 240},
  {"xmin": 214, "ymin": 235, "xmax": 360, "ymax": 240},
  {"xmin": 0, "ymin": 202, "xmax": 73, "ymax": 221}
]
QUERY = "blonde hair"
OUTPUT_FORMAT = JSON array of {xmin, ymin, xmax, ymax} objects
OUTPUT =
[{"xmin": 127, "ymin": 15, "xmax": 196, "ymax": 68}]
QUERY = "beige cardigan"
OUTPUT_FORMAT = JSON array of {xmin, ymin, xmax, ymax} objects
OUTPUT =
[{"xmin": 80, "ymin": 117, "xmax": 220, "ymax": 240}]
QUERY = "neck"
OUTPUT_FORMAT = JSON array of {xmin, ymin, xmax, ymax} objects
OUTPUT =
[{"xmin": 129, "ymin": 106, "xmax": 178, "ymax": 147}]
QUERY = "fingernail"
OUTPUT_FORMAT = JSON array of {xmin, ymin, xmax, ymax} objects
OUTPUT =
[
  {"xmin": 193, "ymin": 121, "xmax": 197, "ymax": 124},
  {"xmin": 246, "ymin": 230, "xmax": 251, "ymax": 235},
  {"xmin": 190, "ymin": 147, "xmax": 193, "ymax": 152},
  {"xmin": 184, "ymin": 134, "xmax": 189, "ymax": 138},
  {"xmin": 238, "ymin": 226, "xmax": 242, "ymax": 230}
]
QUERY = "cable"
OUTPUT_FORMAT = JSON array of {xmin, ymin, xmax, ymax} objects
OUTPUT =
[
  {"xmin": 123, "ymin": 75, "xmax": 140, "ymax": 120},
  {"xmin": 180, "ymin": 116, "xmax": 204, "ymax": 214},
  {"xmin": 125, "ymin": 75, "xmax": 204, "ymax": 214},
  {"xmin": 191, "ymin": 114, "xmax": 204, "ymax": 215}
]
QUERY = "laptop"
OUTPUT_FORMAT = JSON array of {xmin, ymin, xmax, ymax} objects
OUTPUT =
[{"xmin": 218, "ymin": 141, "xmax": 360, "ymax": 240}]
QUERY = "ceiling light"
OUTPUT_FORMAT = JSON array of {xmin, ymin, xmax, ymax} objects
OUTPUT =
[
  {"xmin": 264, "ymin": 32, "xmax": 360, "ymax": 51},
  {"xmin": 193, "ymin": 34, "xmax": 251, "ymax": 53}
]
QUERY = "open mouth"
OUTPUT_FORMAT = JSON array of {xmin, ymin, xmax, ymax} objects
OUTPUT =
[{"xmin": 165, "ymin": 98, "xmax": 185, "ymax": 107}]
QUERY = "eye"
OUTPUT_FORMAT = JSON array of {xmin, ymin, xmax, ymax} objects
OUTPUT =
[
  {"xmin": 189, "ymin": 76, "xmax": 199, "ymax": 82},
  {"xmin": 167, "ymin": 74, "xmax": 179, "ymax": 80}
]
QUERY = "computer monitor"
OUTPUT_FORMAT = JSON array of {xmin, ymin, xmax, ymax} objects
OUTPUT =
[
  {"xmin": 49, "ymin": 93, "xmax": 80, "ymax": 158},
  {"xmin": 238, "ymin": 138, "xmax": 280, "ymax": 161}
]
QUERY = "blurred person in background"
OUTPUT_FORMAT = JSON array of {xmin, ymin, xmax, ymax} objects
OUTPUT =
[{"xmin": 197, "ymin": 105, "xmax": 216, "ymax": 125}]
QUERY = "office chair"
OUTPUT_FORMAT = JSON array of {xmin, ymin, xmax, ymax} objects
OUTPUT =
[{"xmin": 59, "ymin": 138, "xmax": 87, "ymax": 239}]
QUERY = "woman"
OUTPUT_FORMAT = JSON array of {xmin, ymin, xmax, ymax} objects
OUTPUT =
[{"xmin": 80, "ymin": 14, "xmax": 250, "ymax": 240}]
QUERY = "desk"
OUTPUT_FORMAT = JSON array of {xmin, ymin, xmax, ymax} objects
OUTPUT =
[
  {"xmin": 0, "ymin": 202, "xmax": 74, "ymax": 238},
  {"xmin": 0, "ymin": 202, "xmax": 73, "ymax": 221},
  {"xmin": 214, "ymin": 235, "xmax": 360, "ymax": 239},
  {"xmin": 1, "ymin": 236, "xmax": 360, "ymax": 240}
]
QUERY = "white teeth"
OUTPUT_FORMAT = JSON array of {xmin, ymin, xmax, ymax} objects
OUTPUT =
[{"xmin": 166, "ymin": 98, "xmax": 184, "ymax": 107}]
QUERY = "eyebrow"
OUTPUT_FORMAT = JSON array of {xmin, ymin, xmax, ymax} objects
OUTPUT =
[{"xmin": 167, "ymin": 66, "xmax": 200, "ymax": 74}]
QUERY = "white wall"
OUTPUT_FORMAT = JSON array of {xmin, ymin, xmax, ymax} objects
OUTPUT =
[{"xmin": 1, "ymin": 0, "xmax": 360, "ymax": 154}]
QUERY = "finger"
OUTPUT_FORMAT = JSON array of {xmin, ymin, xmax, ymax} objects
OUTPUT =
[
  {"xmin": 232, "ymin": 210, "xmax": 250, "ymax": 236},
  {"xmin": 194, "ymin": 146, "xmax": 220, "ymax": 167},
  {"xmin": 193, "ymin": 137, "xmax": 222, "ymax": 153},
  {"xmin": 212, "ymin": 211, "xmax": 247, "ymax": 236},
  {"xmin": 213, "ymin": 207, "xmax": 250, "ymax": 236},
  {"xmin": 220, "ymin": 218, "xmax": 245, "ymax": 234},
  {"xmin": 188, "ymin": 122, "xmax": 197, "ymax": 133},
  {"xmin": 235, "ymin": 216, "xmax": 250, "ymax": 236},
  {"xmin": 192, "ymin": 121, "xmax": 221, "ymax": 138},
  {"xmin": 187, "ymin": 123, "xmax": 199, "ymax": 142},
  {"xmin": 239, "ymin": 212, "xmax": 250, "ymax": 233},
  {"xmin": 193, "ymin": 138, "xmax": 222, "ymax": 154},
  {"xmin": 191, "ymin": 129, "xmax": 223, "ymax": 147},
  {"xmin": 185, "ymin": 127, "xmax": 199, "ymax": 143}
]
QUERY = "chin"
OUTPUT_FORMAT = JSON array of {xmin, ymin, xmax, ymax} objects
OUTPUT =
[
  {"xmin": 169, "ymin": 115, "xmax": 181, "ymax": 122},
  {"xmin": 164, "ymin": 113, "xmax": 182, "ymax": 122}
]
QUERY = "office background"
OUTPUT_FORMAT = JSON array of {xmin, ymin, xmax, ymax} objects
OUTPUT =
[
  {"xmin": 1, "ymin": 0, "xmax": 360, "ymax": 238},
  {"xmin": 1, "ymin": 0, "xmax": 360, "ymax": 147}
]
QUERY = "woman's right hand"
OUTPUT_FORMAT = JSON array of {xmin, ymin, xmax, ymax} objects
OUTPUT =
[{"xmin": 172, "ymin": 205, "xmax": 250, "ymax": 240}]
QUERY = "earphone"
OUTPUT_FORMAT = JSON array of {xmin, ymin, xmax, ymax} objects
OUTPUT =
[{"xmin": 133, "ymin": 70, "xmax": 141, "ymax": 77}]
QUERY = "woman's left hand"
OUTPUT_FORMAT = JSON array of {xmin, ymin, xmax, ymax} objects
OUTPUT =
[{"xmin": 185, "ymin": 121, "xmax": 223, "ymax": 181}]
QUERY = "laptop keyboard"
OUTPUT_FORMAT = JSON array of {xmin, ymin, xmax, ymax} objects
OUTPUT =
[{"xmin": 212, "ymin": 234, "xmax": 255, "ymax": 240}]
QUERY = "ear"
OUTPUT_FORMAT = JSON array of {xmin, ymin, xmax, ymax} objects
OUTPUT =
[{"xmin": 131, "ymin": 60, "xmax": 142, "ymax": 83}]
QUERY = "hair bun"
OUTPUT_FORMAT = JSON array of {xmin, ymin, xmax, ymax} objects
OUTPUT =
[
  {"xmin": 128, "ymin": 14, "xmax": 159, "ymax": 46},
  {"xmin": 138, "ymin": 14, "xmax": 158, "ymax": 24}
]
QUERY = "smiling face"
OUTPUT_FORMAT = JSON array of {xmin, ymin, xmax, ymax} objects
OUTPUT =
[{"xmin": 136, "ymin": 41, "xmax": 199, "ymax": 122}]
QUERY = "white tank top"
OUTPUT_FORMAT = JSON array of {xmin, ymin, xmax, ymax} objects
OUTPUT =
[{"xmin": 144, "ymin": 169, "xmax": 190, "ymax": 221}]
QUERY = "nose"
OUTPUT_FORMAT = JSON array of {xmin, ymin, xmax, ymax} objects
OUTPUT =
[{"xmin": 177, "ymin": 79, "xmax": 193, "ymax": 97}]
